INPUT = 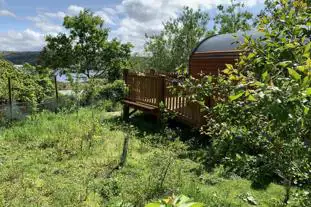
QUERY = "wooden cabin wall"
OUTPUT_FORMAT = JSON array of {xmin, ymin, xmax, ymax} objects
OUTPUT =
[{"xmin": 189, "ymin": 51, "xmax": 240, "ymax": 77}]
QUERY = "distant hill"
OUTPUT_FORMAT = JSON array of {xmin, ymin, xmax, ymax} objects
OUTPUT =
[{"xmin": 0, "ymin": 51, "xmax": 40, "ymax": 65}]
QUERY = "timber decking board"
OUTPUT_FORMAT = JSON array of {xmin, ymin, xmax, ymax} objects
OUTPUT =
[{"xmin": 123, "ymin": 99, "xmax": 158, "ymax": 111}]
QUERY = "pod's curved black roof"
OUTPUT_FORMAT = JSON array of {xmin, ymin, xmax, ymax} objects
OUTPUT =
[{"xmin": 192, "ymin": 31, "xmax": 264, "ymax": 54}]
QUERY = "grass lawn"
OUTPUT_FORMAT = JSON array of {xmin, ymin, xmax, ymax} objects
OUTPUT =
[{"xmin": 0, "ymin": 108, "xmax": 288, "ymax": 206}]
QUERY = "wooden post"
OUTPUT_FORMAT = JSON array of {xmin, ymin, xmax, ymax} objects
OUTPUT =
[
  {"xmin": 54, "ymin": 75, "xmax": 59, "ymax": 113},
  {"xmin": 123, "ymin": 69, "xmax": 129, "ymax": 85},
  {"xmin": 8, "ymin": 77, "xmax": 13, "ymax": 121},
  {"xmin": 157, "ymin": 75, "xmax": 166, "ymax": 125},
  {"xmin": 123, "ymin": 69, "xmax": 130, "ymax": 121},
  {"xmin": 149, "ymin": 69, "xmax": 155, "ymax": 75},
  {"xmin": 159, "ymin": 75, "xmax": 166, "ymax": 106},
  {"xmin": 123, "ymin": 105, "xmax": 130, "ymax": 121}
]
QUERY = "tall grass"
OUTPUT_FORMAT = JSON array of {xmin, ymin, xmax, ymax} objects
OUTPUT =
[{"xmin": 0, "ymin": 108, "xmax": 289, "ymax": 206}]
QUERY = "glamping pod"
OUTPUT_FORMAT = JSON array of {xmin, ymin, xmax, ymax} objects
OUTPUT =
[
  {"xmin": 189, "ymin": 31, "xmax": 264, "ymax": 77},
  {"xmin": 123, "ymin": 31, "xmax": 264, "ymax": 127}
]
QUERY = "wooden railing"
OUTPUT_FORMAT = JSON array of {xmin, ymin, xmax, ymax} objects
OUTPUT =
[
  {"xmin": 124, "ymin": 71, "xmax": 165, "ymax": 107},
  {"xmin": 124, "ymin": 69, "xmax": 203, "ymax": 127}
]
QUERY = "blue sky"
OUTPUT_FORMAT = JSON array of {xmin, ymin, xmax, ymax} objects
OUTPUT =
[{"xmin": 0, "ymin": 0, "xmax": 265, "ymax": 52}]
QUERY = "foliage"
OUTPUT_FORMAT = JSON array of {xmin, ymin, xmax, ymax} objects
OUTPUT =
[
  {"xmin": 146, "ymin": 195, "xmax": 204, "ymax": 207},
  {"xmin": 81, "ymin": 79, "xmax": 128, "ymax": 106},
  {"xmin": 0, "ymin": 59, "xmax": 54, "ymax": 108},
  {"xmin": 0, "ymin": 108, "xmax": 291, "ymax": 206},
  {"xmin": 213, "ymin": 0, "xmax": 255, "ymax": 34},
  {"xmin": 40, "ymin": 10, "xmax": 133, "ymax": 82},
  {"xmin": 129, "ymin": 54, "xmax": 150, "ymax": 72},
  {"xmin": 145, "ymin": 7, "xmax": 212, "ymax": 72},
  {"xmin": 180, "ymin": 0, "xmax": 311, "ymax": 204}
]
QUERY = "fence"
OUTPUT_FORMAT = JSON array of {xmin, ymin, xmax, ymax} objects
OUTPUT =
[
  {"xmin": 123, "ymin": 70, "xmax": 203, "ymax": 127},
  {"xmin": 0, "ymin": 76, "xmax": 61, "ymax": 125}
]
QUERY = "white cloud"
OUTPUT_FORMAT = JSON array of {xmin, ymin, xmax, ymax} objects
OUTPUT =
[
  {"xmin": 67, "ymin": 5, "xmax": 84, "ymax": 16},
  {"xmin": 1, "ymin": 0, "xmax": 265, "ymax": 52},
  {"xmin": 27, "ymin": 5, "xmax": 85, "ymax": 34},
  {"xmin": 44, "ymin": 11, "xmax": 66, "ymax": 19},
  {"xmin": 109, "ymin": 0, "xmax": 265, "ymax": 52},
  {"xmin": 103, "ymin": 8, "xmax": 117, "ymax": 16},
  {"xmin": 27, "ymin": 14, "xmax": 64, "ymax": 34},
  {"xmin": 0, "ymin": 9, "xmax": 16, "ymax": 17},
  {"xmin": 34, "ymin": 21, "xmax": 63, "ymax": 34},
  {"xmin": 94, "ymin": 10, "xmax": 118, "ymax": 25},
  {"xmin": 110, "ymin": 0, "xmax": 214, "ymax": 52},
  {"xmin": 0, "ymin": 29, "xmax": 45, "ymax": 51}
]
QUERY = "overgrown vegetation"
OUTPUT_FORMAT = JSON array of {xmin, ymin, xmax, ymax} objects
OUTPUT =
[
  {"xmin": 1, "ymin": 0, "xmax": 310, "ymax": 206},
  {"xmin": 179, "ymin": 0, "xmax": 311, "ymax": 205},
  {"xmin": 81, "ymin": 79, "xmax": 128, "ymax": 106},
  {"xmin": 0, "ymin": 59, "xmax": 54, "ymax": 108},
  {"xmin": 0, "ymin": 108, "xmax": 292, "ymax": 206}
]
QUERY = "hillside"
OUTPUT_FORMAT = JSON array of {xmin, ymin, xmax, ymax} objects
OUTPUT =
[{"xmin": 0, "ymin": 51, "xmax": 40, "ymax": 65}]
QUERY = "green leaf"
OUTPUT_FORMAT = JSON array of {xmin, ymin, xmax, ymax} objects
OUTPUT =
[
  {"xmin": 304, "ymin": 106, "xmax": 310, "ymax": 115},
  {"xmin": 145, "ymin": 203, "xmax": 161, "ymax": 207},
  {"xmin": 176, "ymin": 195, "xmax": 191, "ymax": 205},
  {"xmin": 247, "ymin": 94, "xmax": 257, "ymax": 102},
  {"xmin": 278, "ymin": 61, "xmax": 292, "ymax": 68},
  {"xmin": 225, "ymin": 64, "xmax": 234, "ymax": 70},
  {"xmin": 288, "ymin": 68, "xmax": 301, "ymax": 81},
  {"xmin": 305, "ymin": 88, "xmax": 311, "ymax": 96},
  {"xmin": 285, "ymin": 43, "xmax": 295, "ymax": 49},
  {"xmin": 229, "ymin": 91, "xmax": 245, "ymax": 101},
  {"xmin": 302, "ymin": 77, "xmax": 310, "ymax": 87},
  {"xmin": 304, "ymin": 42, "xmax": 311, "ymax": 58},
  {"xmin": 247, "ymin": 53, "xmax": 256, "ymax": 59},
  {"xmin": 261, "ymin": 71, "xmax": 269, "ymax": 81},
  {"xmin": 223, "ymin": 68, "xmax": 231, "ymax": 75},
  {"xmin": 179, "ymin": 202, "xmax": 205, "ymax": 207},
  {"xmin": 297, "ymin": 66, "xmax": 306, "ymax": 73}
]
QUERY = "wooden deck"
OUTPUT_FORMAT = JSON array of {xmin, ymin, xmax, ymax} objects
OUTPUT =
[{"xmin": 122, "ymin": 70, "xmax": 203, "ymax": 127}]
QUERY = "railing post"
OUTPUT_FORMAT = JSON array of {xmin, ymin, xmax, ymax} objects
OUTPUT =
[
  {"xmin": 123, "ymin": 69, "xmax": 130, "ymax": 121},
  {"xmin": 156, "ymin": 75, "xmax": 166, "ymax": 126},
  {"xmin": 149, "ymin": 69, "xmax": 155, "ymax": 75},
  {"xmin": 159, "ymin": 75, "xmax": 165, "ymax": 106},
  {"xmin": 8, "ymin": 77, "xmax": 13, "ymax": 121},
  {"xmin": 123, "ymin": 69, "xmax": 129, "ymax": 84},
  {"xmin": 54, "ymin": 75, "xmax": 59, "ymax": 113}
]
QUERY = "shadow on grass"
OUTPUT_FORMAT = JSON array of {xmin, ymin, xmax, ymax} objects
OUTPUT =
[{"xmin": 103, "ymin": 111, "xmax": 211, "ymax": 149}]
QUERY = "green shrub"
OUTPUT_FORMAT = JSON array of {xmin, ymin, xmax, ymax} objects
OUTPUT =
[
  {"xmin": 0, "ymin": 60, "xmax": 54, "ymax": 111},
  {"xmin": 81, "ymin": 79, "xmax": 128, "ymax": 106},
  {"xmin": 179, "ymin": 0, "xmax": 311, "ymax": 204}
]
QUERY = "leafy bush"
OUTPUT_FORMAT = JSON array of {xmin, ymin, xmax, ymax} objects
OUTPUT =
[
  {"xmin": 180, "ymin": 0, "xmax": 311, "ymax": 204},
  {"xmin": 81, "ymin": 79, "xmax": 128, "ymax": 106},
  {"xmin": 0, "ymin": 60, "xmax": 54, "ymax": 112}
]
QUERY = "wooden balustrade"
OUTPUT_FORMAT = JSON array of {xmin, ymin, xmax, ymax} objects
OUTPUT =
[{"xmin": 123, "ymin": 69, "xmax": 203, "ymax": 127}]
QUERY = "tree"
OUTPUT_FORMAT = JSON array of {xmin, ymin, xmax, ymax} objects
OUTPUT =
[
  {"xmin": 128, "ymin": 53, "xmax": 149, "ymax": 72},
  {"xmin": 213, "ymin": 0, "xmax": 254, "ymax": 34},
  {"xmin": 145, "ymin": 7, "xmax": 212, "ymax": 72},
  {"xmin": 40, "ymin": 10, "xmax": 132, "ymax": 82}
]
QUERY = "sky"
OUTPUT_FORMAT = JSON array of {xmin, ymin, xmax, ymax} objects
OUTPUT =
[{"xmin": 0, "ymin": 0, "xmax": 266, "ymax": 53}]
